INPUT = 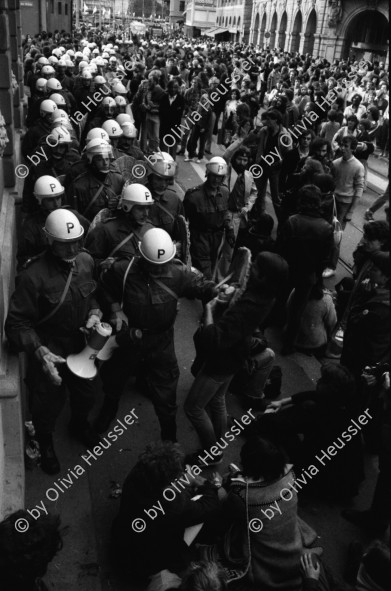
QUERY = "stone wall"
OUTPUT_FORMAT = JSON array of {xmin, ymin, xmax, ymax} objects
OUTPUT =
[{"xmin": 0, "ymin": 0, "xmax": 25, "ymax": 521}]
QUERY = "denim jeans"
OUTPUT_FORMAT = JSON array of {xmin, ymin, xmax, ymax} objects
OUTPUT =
[
  {"xmin": 187, "ymin": 125, "xmax": 207, "ymax": 159},
  {"xmin": 146, "ymin": 113, "xmax": 160, "ymax": 153},
  {"xmin": 184, "ymin": 368, "xmax": 233, "ymax": 450},
  {"xmin": 205, "ymin": 112, "xmax": 217, "ymax": 151}
]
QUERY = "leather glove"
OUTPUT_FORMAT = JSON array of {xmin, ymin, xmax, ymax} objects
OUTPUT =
[
  {"xmin": 35, "ymin": 346, "xmax": 66, "ymax": 386},
  {"xmin": 100, "ymin": 257, "xmax": 116, "ymax": 273},
  {"xmin": 85, "ymin": 310, "xmax": 103, "ymax": 330},
  {"xmin": 226, "ymin": 230, "xmax": 236, "ymax": 248},
  {"xmin": 109, "ymin": 304, "xmax": 129, "ymax": 332}
]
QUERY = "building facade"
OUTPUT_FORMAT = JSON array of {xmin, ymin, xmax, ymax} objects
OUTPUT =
[
  {"xmin": 215, "ymin": 0, "xmax": 252, "ymax": 42},
  {"xmin": 169, "ymin": 0, "xmax": 186, "ymax": 26},
  {"xmin": 20, "ymin": 0, "xmax": 72, "ymax": 36},
  {"xmin": 184, "ymin": 0, "xmax": 216, "ymax": 37},
  {"xmin": 0, "ymin": 0, "xmax": 25, "ymax": 522},
  {"xmin": 250, "ymin": 0, "xmax": 389, "ymax": 64}
]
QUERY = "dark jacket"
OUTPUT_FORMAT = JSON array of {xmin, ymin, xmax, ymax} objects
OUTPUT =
[
  {"xmin": 194, "ymin": 267, "xmax": 278, "ymax": 376},
  {"xmin": 85, "ymin": 215, "xmax": 154, "ymax": 266},
  {"xmin": 184, "ymin": 182, "xmax": 231, "ymax": 232},
  {"xmin": 112, "ymin": 466, "xmax": 220, "ymax": 579},
  {"xmin": 100, "ymin": 258, "xmax": 216, "ymax": 333},
  {"xmin": 341, "ymin": 286, "xmax": 390, "ymax": 377},
  {"xmin": 159, "ymin": 93, "xmax": 185, "ymax": 137},
  {"xmin": 146, "ymin": 184, "xmax": 185, "ymax": 239},
  {"xmin": 66, "ymin": 168, "xmax": 125, "ymax": 221},
  {"xmin": 278, "ymin": 212, "xmax": 333, "ymax": 280},
  {"xmin": 5, "ymin": 250, "xmax": 98, "ymax": 357}
]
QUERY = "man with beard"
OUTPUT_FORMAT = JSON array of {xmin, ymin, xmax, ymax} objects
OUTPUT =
[
  {"xmin": 85, "ymin": 183, "xmax": 155, "ymax": 273},
  {"xmin": 66, "ymin": 139, "xmax": 124, "ymax": 221},
  {"xmin": 217, "ymin": 146, "xmax": 258, "ymax": 278}
]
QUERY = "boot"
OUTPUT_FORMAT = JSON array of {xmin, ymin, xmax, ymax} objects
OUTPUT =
[
  {"xmin": 160, "ymin": 418, "xmax": 177, "ymax": 443},
  {"xmin": 94, "ymin": 397, "xmax": 119, "ymax": 434},
  {"xmin": 264, "ymin": 366, "xmax": 282, "ymax": 400},
  {"xmin": 69, "ymin": 419, "xmax": 101, "ymax": 448},
  {"xmin": 36, "ymin": 432, "xmax": 60, "ymax": 475}
]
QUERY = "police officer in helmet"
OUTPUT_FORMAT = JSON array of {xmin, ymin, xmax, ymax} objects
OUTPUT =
[
  {"xmin": 6, "ymin": 210, "xmax": 102, "ymax": 474},
  {"xmin": 95, "ymin": 228, "xmax": 217, "ymax": 442}
]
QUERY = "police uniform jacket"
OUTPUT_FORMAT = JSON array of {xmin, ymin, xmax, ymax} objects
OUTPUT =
[
  {"xmin": 85, "ymin": 215, "xmax": 154, "ymax": 265},
  {"xmin": 183, "ymin": 183, "xmax": 231, "ymax": 232},
  {"xmin": 146, "ymin": 184, "xmax": 185, "ymax": 239},
  {"xmin": 100, "ymin": 258, "xmax": 215, "ymax": 334},
  {"xmin": 22, "ymin": 119, "xmax": 52, "ymax": 159},
  {"xmin": 67, "ymin": 168, "xmax": 125, "ymax": 221},
  {"xmin": 5, "ymin": 250, "xmax": 98, "ymax": 358}
]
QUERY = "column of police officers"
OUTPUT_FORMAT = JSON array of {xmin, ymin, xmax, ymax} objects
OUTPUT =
[{"xmin": 6, "ymin": 46, "xmax": 242, "ymax": 474}]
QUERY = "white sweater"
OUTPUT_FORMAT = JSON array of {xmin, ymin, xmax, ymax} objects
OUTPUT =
[{"xmin": 333, "ymin": 156, "xmax": 365, "ymax": 204}]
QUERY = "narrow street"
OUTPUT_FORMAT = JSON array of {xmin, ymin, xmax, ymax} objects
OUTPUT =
[{"xmin": 25, "ymin": 146, "xmax": 389, "ymax": 591}]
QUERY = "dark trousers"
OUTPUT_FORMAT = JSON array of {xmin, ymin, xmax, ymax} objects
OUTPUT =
[
  {"xmin": 254, "ymin": 167, "xmax": 281, "ymax": 220},
  {"xmin": 371, "ymin": 425, "xmax": 391, "ymax": 525},
  {"xmin": 99, "ymin": 328, "xmax": 179, "ymax": 441},
  {"xmin": 26, "ymin": 356, "xmax": 97, "ymax": 435},
  {"xmin": 189, "ymin": 229, "xmax": 224, "ymax": 280},
  {"xmin": 187, "ymin": 125, "xmax": 207, "ymax": 159}
]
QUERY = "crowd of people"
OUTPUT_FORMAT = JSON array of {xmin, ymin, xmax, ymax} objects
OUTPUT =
[{"xmin": 1, "ymin": 26, "xmax": 390, "ymax": 591}]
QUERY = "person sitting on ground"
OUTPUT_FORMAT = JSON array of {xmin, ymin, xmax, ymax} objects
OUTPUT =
[
  {"xmin": 111, "ymin": 441, "xmax": 223, "ymax": 586},
  {"xmin": 0, "ymin": 510, "xmax": 62, "ymax": 591},
  {"xmin": 175, "ymin": 561, "xmax": 227, "ymax": 591},
  {"xmin": 264, "ymin": 363, "xmax": 364, "ymax": 501},
  {"xmin": 218, "ymin": 436, "xmax": 318, "ymax": 590}
]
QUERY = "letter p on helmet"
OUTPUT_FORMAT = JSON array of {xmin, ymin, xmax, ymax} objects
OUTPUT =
[
  {"xmin": 66, "ymin": 222, "xmax": 75, "ymax": 233},
  {"xmin": 157, "ymin": 248, "xmax": 165, "ymax": 259}
]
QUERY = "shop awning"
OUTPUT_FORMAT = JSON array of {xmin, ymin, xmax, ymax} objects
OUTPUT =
[{"xmin": 204, "ymin": 27, "xmax": 229, "ymax": 37}]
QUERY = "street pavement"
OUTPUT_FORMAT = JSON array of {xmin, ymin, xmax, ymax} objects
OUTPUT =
[{"xmin": 24, "ymin": 146, "xmax": 389, "ymax": 591}]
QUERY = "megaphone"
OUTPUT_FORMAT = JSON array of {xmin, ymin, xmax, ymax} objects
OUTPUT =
[
  {"xmin": 97, "ymin": 327, "xmax": 143, "ymax": 361},
  {"xmin": 97, "ymin": 334, "xmax": 119, "ymax": 361},
  {"xmin": 67, "ymin": 322, "xmax": 113, "ymax": 379}
]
